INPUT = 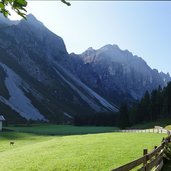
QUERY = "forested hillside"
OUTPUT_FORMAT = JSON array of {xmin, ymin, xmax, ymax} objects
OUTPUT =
[
  {"xmin": 128, "ymin": 82, "xmax": 171, "ymax": 126},
  {"xmin": 74, "ymin": 82, "xmax": 171, "ymax": 128}
]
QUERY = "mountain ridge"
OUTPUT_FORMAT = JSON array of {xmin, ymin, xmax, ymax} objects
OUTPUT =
[
  {"xmin": 68, "ymin": 44, "xmax": 170, "ymax": 103},
  {"xmin": 0, "ymin": 14, "xmax": 119, "ymax": 123},
  {"xmin": 0, "ymin": 14, "xmax": 170, "ymax": 123}
]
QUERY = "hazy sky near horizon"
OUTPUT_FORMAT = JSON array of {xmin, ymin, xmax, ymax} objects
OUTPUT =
[{"xmin": 9, "ymin": 1, "xmax": 171, "ymax": 74}]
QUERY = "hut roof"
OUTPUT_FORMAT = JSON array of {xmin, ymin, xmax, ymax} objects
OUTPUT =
[{"xmin": 0, "ymin": 115, "xmax": 5, "ymax": 121}]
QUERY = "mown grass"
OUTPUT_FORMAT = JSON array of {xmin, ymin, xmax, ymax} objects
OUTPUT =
[{"xmin": 0, "ymin": 125, "xmax": 166, "ymax": 171}]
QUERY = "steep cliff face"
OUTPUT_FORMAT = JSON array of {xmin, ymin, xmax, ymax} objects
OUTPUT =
[
  {"xmin": 68, "ymin": 45, "xmax": 170, "ymax": 105},
  {"xmin": 160, "ymin": 72, "xmax": 171, "ymax": 84},
  {"xmin": 0, "ymin": 14, "xmax": 118, "ymax": 123}
]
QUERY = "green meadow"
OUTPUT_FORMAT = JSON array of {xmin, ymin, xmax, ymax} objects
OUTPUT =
[{"xmin": 0, "ymin": 125, "xmax": 166, "ymax": 171}]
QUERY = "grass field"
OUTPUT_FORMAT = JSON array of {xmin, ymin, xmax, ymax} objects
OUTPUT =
[{"xmin": 0, "ymin": 125, "xmax": 166, "ymax": 171}]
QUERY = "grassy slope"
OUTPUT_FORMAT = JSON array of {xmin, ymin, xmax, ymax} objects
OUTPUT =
[{"xmin": 0, "ymin": 125, "xmax": 166, "ymax": 171}]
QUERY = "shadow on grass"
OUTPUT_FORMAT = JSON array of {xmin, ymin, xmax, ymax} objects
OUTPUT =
[
  {"xmin": 0, "ymin": 132, "xmax": 29, "ymax": 140},
  {"xmin": 3, "ymin": 125, "xmax": 119, "ymax": 137},
  {"xmin": 0, "ymin": 129, "xmax": 48, "ymax": 140}
]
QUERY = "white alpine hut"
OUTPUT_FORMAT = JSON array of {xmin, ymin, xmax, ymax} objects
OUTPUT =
[{"xmin": 0, "ymin": 115, "xmax": 5, "ymax": 131}]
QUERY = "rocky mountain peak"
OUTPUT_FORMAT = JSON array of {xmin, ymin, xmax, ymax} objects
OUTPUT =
[
  {"xmin": 18, "ymin": 13, "xmax": 44, "ymax": 31},
  {"xmin": 69, "ymin": 43, "xmax": 171, "ymax": 103},
  {"xmin": 100, "ymin": 44, "xmax": 119, "ymax": 51},
  {"xmin": 160, "ymin": 71, "xmax": 171, "ymax": 84},
  {"xmin": 27, "ymin": 13, "xmax": 38, "ymax": 21},
  {"xmin": 87, "ymin": 47, "xmax": 95, "ymax": 51},
  {"xmin": 26, "ymin": 14, "xmax": 44, "ymax": 27}
]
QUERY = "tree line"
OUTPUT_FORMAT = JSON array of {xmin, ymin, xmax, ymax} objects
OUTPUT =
[
  {"xmin": 74, "ymin": 82, "xmax": 171, "ymax": 128},
  {"xmin": 126, "ymin": 82, "xmax": 171, "ymax": 127}
]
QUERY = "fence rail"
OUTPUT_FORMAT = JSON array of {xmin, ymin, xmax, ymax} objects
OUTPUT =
[
  {"xmin": 111, "ymin": 129, "xmax": 171, "ymax": 171},
  {"xmin": 113, "ymin": 128, "xmax": 169, "ymax": 134}
]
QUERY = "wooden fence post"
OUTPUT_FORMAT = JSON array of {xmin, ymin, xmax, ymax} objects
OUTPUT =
[
  {"xmin": 154, "ymin": 146, "xmax": 158, "ymax": 158},
  {"xmin": 162, "ymin": 137, "xmax": 165, "ymax": 143},
  {"xmin": 143, "ymin": 148, "xmax": 148, "ymax": 170},
  {"xmin": 111, "ymin": 135, "xmax": 168, "ymax": 171}
]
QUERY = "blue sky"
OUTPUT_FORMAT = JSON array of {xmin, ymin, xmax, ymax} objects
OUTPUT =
[{"xmin": 10, "ymin": 1, "xmax": 171, "ymax": 74}]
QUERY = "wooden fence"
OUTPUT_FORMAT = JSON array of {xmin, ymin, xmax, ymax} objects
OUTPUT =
[
  {"xmin": 113, "ymin": 128, "xmax": 168, "ymax": 134},
  {"xmin": 111, "ymin": 130, "xmax": 171, "ymax": 171}
]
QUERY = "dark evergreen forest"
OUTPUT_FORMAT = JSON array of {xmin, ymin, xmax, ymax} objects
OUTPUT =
[{"xmin": 74, "ymin": 82, "xmax": 171, "ymax": 128}]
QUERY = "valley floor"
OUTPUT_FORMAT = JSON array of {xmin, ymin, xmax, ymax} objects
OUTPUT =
[{"xmin": 0, "ymin": 125, "xmax": 166, "ymax": 171}]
